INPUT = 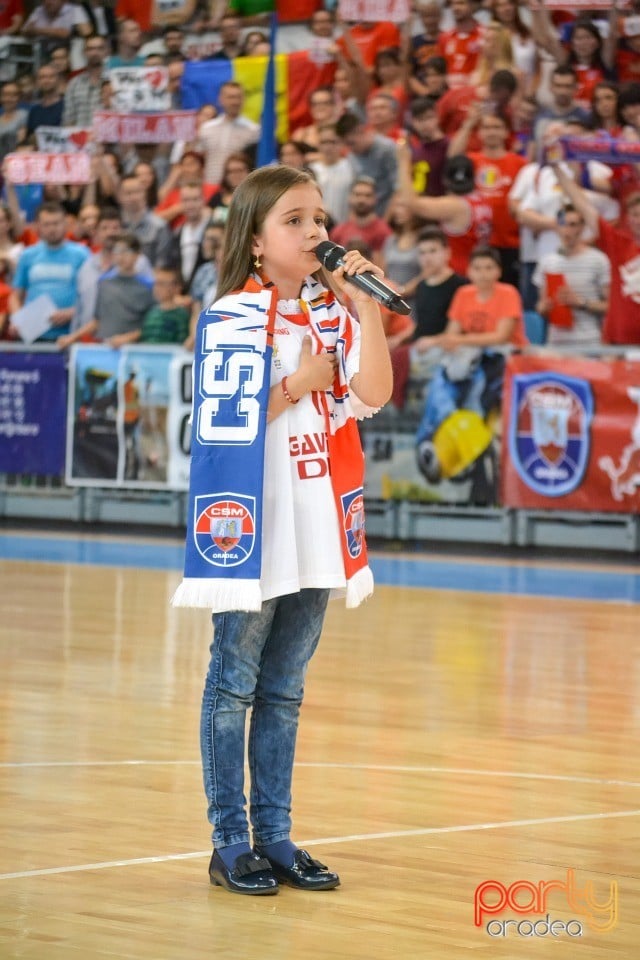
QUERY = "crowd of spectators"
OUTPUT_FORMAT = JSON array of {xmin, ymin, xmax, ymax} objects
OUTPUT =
[{"xmin": 1, "ymin": 0, "xmax": 640, "ymax": 377}]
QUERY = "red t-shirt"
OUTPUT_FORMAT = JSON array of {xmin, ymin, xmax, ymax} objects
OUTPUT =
[
  {"xmin": 598, "ymin": 216, "xmax": 640, "ymax": 345},
  {"xmin": 436, "ymin": 25, "xmax": 483, "ymax": 86},
  {"xmin": 467, "ymin": 151, "xmax": 527, "ymax": 249},
  {"xmin": 437, "ymin": 86, "xmax": 481, "ymax": 147},
  {"xmin": 0, "ymin": 0, "xmax": 22, "ymax": 30},
  {"xmin": 330, "ymin": 217, "xmax": 393, "ymax": 253},
  {"xmin": 449, "ymin": 281, "xmax": 526, "ymax": 346},
  {"xmin": 278, "ymin": 0, "xmax": 321, "ymax": 22},
  {"xmin": 443, "ymin": 193, "xmax": 493, "ymax": 276},
  {"xmin": 155, "ymin": 183, "xmax": 218, "ymax": 229},
  {"xmin": 616, "ymin": 42, "xmax": 640, "ymax": 84},
  {"xmin": 336, "ymin": 22, "xmax": 401, "ymax": 70},
  {"xmin": 573, "ymin": 63, "xmax": 606, "ymax": 110},
  {"xmin": 116, "ymin": 0, "xmax": 151, "ymax": 31},
  {"xmin": 0, "ymin": 280, "xmax": 12, "ymax": 339}
]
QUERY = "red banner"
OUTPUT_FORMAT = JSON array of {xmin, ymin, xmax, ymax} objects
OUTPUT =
[
  {"xmin": 501, "ymin": 354, "xmax": 640, "ymax": 513},
  {"xmin": 545, "ymin": 0, "xmax": 629, "ymax": 7},
  {"xmin": 92, "ymin": 110, "xmax": 197, "ymax": 144},
  {"xmin": 338, "ymin": 0, "xmax": 410, "ymax": 22},
  {"xmin": 4, "ymin": 152, "xmax": 91, "ymax": 184}
]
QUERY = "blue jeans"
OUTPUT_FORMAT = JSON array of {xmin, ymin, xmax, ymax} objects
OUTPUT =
[{"xmin": 200, "ymin": 588, "xmax": 330, "ymax": 849}]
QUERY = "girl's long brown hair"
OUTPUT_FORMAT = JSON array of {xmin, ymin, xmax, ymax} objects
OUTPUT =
[{"xmin": 216, "ymin": 165, "xmax": 322, "ymax": 301}]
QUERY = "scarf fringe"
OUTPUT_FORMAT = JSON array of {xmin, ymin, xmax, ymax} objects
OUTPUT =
[
  {"xmin": 171, "ymin": 578, "xmax": 263, "ymax": 612},
  {"xmin": 345, "ymin": 566, "xmax": 374, "ymax": 609}
]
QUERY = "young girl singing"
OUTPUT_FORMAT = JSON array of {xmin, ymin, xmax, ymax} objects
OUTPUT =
[{"xmin": 172, "ymin": 166, "xmax": 392, "ymax": 896}]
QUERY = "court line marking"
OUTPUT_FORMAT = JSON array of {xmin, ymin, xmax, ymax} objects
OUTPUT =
[
  {"xmin": 1, "ymin": 808, "xmax": 638, "ymax": 882},
  {"xmin": 4, "ymin": 528, "xmax": 640, "ymax": 576},
  {"xmin": 3, "ymin": 550, "xmax": 637, "ymax": 604},
  {"xmin": 2, "ymin": 760, "xmax": 640, "ymax": 790}
]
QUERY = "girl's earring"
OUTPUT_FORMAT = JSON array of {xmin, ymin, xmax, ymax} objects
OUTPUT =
[{"xmin": 254, "ymin": 254, "xmax": 262, "ymax": 270}]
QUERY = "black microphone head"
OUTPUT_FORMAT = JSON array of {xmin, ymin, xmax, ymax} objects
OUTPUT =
[{"xmin": 314, "ymin": 240, "xmax": 345, "ymax": 271}]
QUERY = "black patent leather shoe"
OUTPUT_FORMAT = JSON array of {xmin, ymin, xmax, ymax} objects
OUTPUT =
[
  {"xmin": 255, "ymin": 848, "xmax": 340, "ymax": 891},
  {"xmin": 209, "ymin": 850, "xmax": 279, "ymax": 895}
]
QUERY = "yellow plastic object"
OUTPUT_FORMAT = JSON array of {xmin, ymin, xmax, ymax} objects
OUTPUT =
[{"xmin": 432, "ymin": 409, "xmax": 492, "ymax": 479}]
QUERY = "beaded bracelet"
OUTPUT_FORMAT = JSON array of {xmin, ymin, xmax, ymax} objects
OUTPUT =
[{"xmin": 281, "ymin": 376, "xmax": 299, "ymax": 404}]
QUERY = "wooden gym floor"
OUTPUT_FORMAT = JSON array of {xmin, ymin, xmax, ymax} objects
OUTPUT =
[{"xmin": 1, "ymin": 529, "xmax": 639, "ymax": 958}]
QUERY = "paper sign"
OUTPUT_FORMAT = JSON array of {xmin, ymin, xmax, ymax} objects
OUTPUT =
[
  {"xmin": 108, "ymin": 66, "xmax": 171, "ymax": 113},
  {"xmin": 4, "ymin": 152, "xmax": 92, "ymax": 184},
  {"xmin": 338, "ymin": 0, "xmax": 410, "ymax": 22},
  {"xmin": 35, "ymin": 126, "xmax": 92, "ymax": 154},
  {"xmin": 10, "ymin": 295, "xmax": 56, "ymax": 344},
  {"xmin": 545, "ymin": 274, "xmax": 574, "ymax": 329}
]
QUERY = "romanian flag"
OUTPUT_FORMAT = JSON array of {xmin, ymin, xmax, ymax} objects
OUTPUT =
[
  {"xmin": 181, "ymin": 51, "xmax": 335, "ymax": 146},
  {"xmin": 257, "ymin": 12, "xmax": 278, "ymax": 166}
]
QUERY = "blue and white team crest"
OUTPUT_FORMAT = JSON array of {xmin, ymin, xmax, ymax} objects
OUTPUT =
[
  {"xmin": 194, "ymin": 493, "xmax": 256, "ymax": 567},
  {"xmin": 509, "ymin": 373, "xmax": 593, "ymax": 497},
  {"xmin": 341, "ymin": 488, "xmax": 365, "ymax": 558}
]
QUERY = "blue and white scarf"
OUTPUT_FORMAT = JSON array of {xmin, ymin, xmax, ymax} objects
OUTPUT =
[{"xmin": 171, "ymin": 275, "xmax": 373, "ymax": 612}]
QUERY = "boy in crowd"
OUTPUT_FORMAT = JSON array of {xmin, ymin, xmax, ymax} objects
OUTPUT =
[
  {"xmin": 58, "ymin": 233, "xmax": 155, "ymax": 349},
  {"xmin": 388, "ymin": 227, "xmax": 467, "ymax": 408},
  {"xmin": 415, "ymin": 246, "xmax": 526, "ymax": 484},
  {"xmin": 141, "ymin": 267, "xmax": 190, "ymax": 345},
  {"xmin": 407, "ymin": 97, "xmax": 449, "ymax": 198},
  {"xmin": 412, "ymin": 227, "xmax": 468, "ymax": 350}
]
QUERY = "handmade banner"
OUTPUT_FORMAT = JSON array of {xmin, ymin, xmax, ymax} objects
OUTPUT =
[
  {"xmin": 0, "ymin": 351, "xmax": 67, "ymax": 476},
  {"xmin": 338, "ymin": 0, "xmax": 410, "ymax": 21},
  {"xmin": 559, "ymin": 135, "xmax": 640, "ymax": 165},
  {"xmin": 4, "ymin": 152, "xmax": 92, "ymax": 184},
  {"xmin": 501, "ymin": 353, "xmax": 640, "ymax": 513},
  {"xmin": 546, "ymin": 0, "xmax": 630, "ymax": 7},
  {"xmin": 93, "ymin": 110, "xmax": 197, "ymax": 144},
  {"xmin": 66, "ymin": 345, "xmax": 191, "ymax": 490},
  {"xmin": 108, "ymin": 66, "xmax": 171, "ymax": 113},
  {"xmin": 35, "ymin": 126, "xmax": 92, "ymax": 154}
]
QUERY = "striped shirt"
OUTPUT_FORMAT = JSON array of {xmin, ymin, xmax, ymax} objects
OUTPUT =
[
  {"xmin": 199, "ymin": 115, "xmax": 260, "ymax": 185},
  {"xmin": 533, "ymin": 247, "xmax": 611, "ymax": 350},
  {"xmin": 62, "ymin": 71, "xmax": 105, "ymax": 128}
]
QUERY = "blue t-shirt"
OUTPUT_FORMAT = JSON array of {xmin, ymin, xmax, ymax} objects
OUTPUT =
[
  {"xmin": 106, "ymin": 55, "xmax": 145, "ymax": 68},
  {"xmin": 2, "ymin": 183, "xmax": 44, "ymax": 224},
  {"xmin": 14, "ymin": 241, "xmax": 90, "ymax": 340}
]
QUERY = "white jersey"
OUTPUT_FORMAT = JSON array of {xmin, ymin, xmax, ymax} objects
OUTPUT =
[{"xmin": 260, "ymin": 307, "xmax": 362, "ymax": 602}]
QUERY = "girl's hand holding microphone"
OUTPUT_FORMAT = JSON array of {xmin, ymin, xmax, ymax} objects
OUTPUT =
[{"xmin": 327, "ymin": 249, "xmax": 386, "ymax": 308}]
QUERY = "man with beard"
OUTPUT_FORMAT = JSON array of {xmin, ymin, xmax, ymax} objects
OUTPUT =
[
  {"xmin": 329, "ymin": 177, "xmax": 392, "ymax": 260},
  {"xmin": 9, "ymin": 201, "xmax": 89, "ymax": 342},
  {"xmin": 62, "ymin": 34, "xmax": 108, "ymax": 128}
]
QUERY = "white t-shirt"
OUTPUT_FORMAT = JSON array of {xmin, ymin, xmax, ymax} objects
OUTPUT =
[
  {"xmin": 509, "ymin": 161, "xmax": 618, "ymax": 262},
  {"xmin": 260, "ymin": 306, "xmax": 361, "ymax": 602}
]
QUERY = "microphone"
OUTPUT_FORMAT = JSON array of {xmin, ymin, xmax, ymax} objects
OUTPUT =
[{"xmin": 314, "ymin": 241, "xmax": 411, "ymax": 316}]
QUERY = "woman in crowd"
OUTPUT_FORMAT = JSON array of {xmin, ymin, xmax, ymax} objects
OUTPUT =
[
  {"xmin": 490, "ymin": 0, "xmax": 538, "ymax": 93},
  {"xmin": 381, "ymin": 195, "xmax": 424, "ymax": 307},
  {"xmin": 471, "ymin": 20, "xmax": 519, "ymax": 91},
  {"xmin": 207, "ymin": 152, "xmax": 252, "ymax": 225},
  {"xmin": 591, "ymin": 81, "xmax": 623, "ymax": 136},
  {"xmin": 0, "ymin": 82, "xmax": 27, "ymax": 162},
  {"xmin": 0, "ymin": 202, "xmax": 25, "ymax": 277},
  {"xmin": 134, "ymin": 161, "xmax": 160, "ymax": 209}
]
